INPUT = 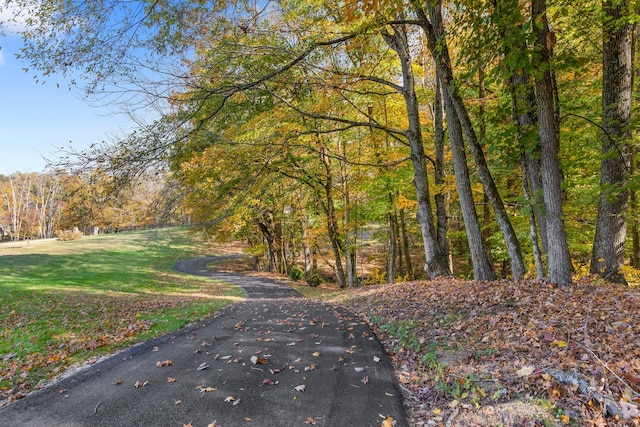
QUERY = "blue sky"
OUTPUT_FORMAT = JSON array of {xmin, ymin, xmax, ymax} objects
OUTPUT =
[{"xmin": 0, "ymin": 32, "xmax": 135, "ymax": 176}]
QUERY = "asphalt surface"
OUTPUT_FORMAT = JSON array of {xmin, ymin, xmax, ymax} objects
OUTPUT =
[{"xmin": 0, "ymin": 257, "xmax": 408, "ymax": 427}]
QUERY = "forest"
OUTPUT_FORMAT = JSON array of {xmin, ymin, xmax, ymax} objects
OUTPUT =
[{"xmin": 2, "ymin": 0, "xmax": 639, "ymax": 287}]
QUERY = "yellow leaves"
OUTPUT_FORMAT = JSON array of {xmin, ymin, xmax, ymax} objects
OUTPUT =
[
  {"xmin": 155, "ymin": 359, "xmax": 173, "ymax": 367},
  {"xmin": 380, "ymin": 415, "xmax": 397, "ymax": 427},
  {"xmin": 553, "ymin": 340, "xmax": 567, "ymax": 348}
]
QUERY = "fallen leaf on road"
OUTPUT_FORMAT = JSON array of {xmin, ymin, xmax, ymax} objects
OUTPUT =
[
  {"xmin": 361, "ymin": 376, "xmax": 369, "ymax": 384},
  {"xmin": 312, "ymin": 352, "xmax": 320, "ymax": 357},
  {"xmin": 381, "ymin": 416, "xmax": 397, "ymax": 426},
  {"xmin": 250, "ymin": 355, "xmax": 269, "ymax": 364},
  {"xmin": 263, "ymin": 378, "xmax": 274, "ymax": 385},
  {"xmin": 305, "ymin": 417, "xmax": 317, "ymax": 425},
  {"xmin": 355, "ymin": 367, "xmax": 365, "ymax": 372},
  {"xmin": 134, "ymin": 380, "xmax": 149, "ymax": 388},
  {"xmin": 373, "ymin": 356, "xmax": 380, "ymax": 362},
  {"xmin": 156, "ymin": 359, "xmax": 173, "ymax": 367},
  {"xmin": 198, "ymin": 386, "xmax": 217, "ymax": 393},
  {"xmin": 295, "ymin": 384, "xmax": 306, "ymax": 392},
  {"xmin": 167, "ymin": 377, "xmax": 176, "ymax": 383},
  {"xmin": 224, "ymin": 396, "xmax": 236, "ymax": 402},
  {"xmin": 197, "ymin": 362, "xmax": 210, "ymax": 370}
]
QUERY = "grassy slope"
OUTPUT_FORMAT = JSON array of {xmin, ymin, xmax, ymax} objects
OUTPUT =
[{"xmin": 0, "ymin": 228, "xmax": 244, "ymax": 405}]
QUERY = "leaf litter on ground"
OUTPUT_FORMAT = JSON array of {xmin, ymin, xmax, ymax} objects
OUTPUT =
[{"xmin": 330, "ymin": 276, "xmax": 640, "ymax": 426}]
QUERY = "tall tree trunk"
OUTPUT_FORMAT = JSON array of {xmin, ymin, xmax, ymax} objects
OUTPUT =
[
  {"xmin": 433, "ymin": 67, "xmax": 449, "ymax": 260},
  {"xmin": 416, "ymin": 2, "xmax": 526, "ymax": 279},
  {"xmin": 440, "ymin": 71, "xmax": 496, "ymax": 281},
  {"xmin": 340, "ymin": 138, "xmax": 357, "ymax": 288},
  {"xmin": 631, "ymin": 147, "xmax": 640, "ymax": 267},
  {"xmin": 320, "ymin": 146, "xmax": 347, "ymax": 288},
  {"xmin": 591, "ymin": 0, "xmax": 633, "ymax": 284},
  {"xmin": 532, "ymin": 0, "xmax": 573, "ymax": 285},
  {"xmin": 382, "ymin": 22, "xmax": 451, "ymax": 278},
  {"xmin": 508, "ymin": 69, "xmax": 546, "ymax": 277}
]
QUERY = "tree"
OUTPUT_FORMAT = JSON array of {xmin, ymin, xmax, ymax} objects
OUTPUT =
[
  {"xmin": 413, "ymin": 1, "xmax": 526, "ymax": 280},
  {"xmin": 381, "ymin": 20, "xmax": 451, "ymax": 278},
  {"xmin": 531, "ymin": 0, "xmax": 573, "ymax": 285},
  {"xmin": 590, "ymin": 0, "xmax": 633, "ymax": 284}
]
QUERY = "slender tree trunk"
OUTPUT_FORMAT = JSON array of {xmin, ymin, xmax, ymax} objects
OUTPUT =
[
  {"xmin": 522, "ymin": 155, "xmax": 545, "ymax": 278},
  {"xmin": 399, "ymin": 207, "xmax": 414, "ymax": 278},
  {"xmin": 416, "ymin": 2, "xmax": 526, "ymax": 279},
  {"xmin": 388, "ymin": 209, "xmax": 396, "ymax": 284},
  {"xmin": 382, "ymin": 21, "xmax": 451, "ymax": 278},
  {"xmin": 532, "ymin": 0, "xmax": 573, "ymax": 285},
  {"xmin": 632, "ymin": 23, "xmax": 639, "ymax": 268},
  {"xmin": 631, "ymin": 147, "xmax": 640, "ymax": 267},
  {"xmin": 591, "ymin": 0, "xmax": 633, "ymax": 284},
  {"xmin": 434, "ymin": 69, "xmax": 449, "ymax": 260},
  {"xmin": 508, "ymin": 68, "xmax": 546, "ymax": 276},
  {"xmin": 440, "ymin": 72, "xmax": 496, "ymax": 281},
  {"xmin": 301, "ymin": 215, "xmax": 312, "ymax": 275},
  {"xmin": 320, "ymin": 147, "xmax": 347, "ymax": 288}
]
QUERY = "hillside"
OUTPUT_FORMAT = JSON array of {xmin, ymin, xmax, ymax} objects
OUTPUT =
[{"xmin": 331, "ymin": 277, "xmax": 640, "ymax": 426}]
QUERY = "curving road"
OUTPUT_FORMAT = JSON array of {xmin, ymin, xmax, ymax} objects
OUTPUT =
[{"xmin": 0, "ymin": 257, "xmax": 408, "ymax": 426}]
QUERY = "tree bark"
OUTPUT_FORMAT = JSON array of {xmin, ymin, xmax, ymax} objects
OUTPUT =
[
  {"xmin": 440, "ymin": 71, "xmax": 496, "ymax": 281},
  {"xmin": 591, "ymin": 0, "xmax": 632, "ymax": 284},
  {"xmin": 399, "ymin": 207, "xmax": 414, "ymax": 278},
  {"xmin": 320, "ymin": 146, "xmax": 347, "ymax": 288},
  {"xmin": 382, "ymin": 22, "xmax": 451, "ymax": 278},
  {"xmin": 434, "ymin": 70, "xmax": 449, "ymax": 260},
  {"xmin": 415, "ymin": 1, "xmax": 525, "ymax": 279},
  {"xmin": 532, "ymin": 0, "xmax": 573, "ymax": 285}
]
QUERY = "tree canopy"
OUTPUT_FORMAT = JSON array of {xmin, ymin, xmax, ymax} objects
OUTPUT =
[{"xmin": 4, "ymin": 0, "xmax": 640, "ymax": 285}]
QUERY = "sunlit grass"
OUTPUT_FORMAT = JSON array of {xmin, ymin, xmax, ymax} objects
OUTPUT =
[{"xmin": 0, "ymin": 227, "xmax": 245, "ymax": 404}]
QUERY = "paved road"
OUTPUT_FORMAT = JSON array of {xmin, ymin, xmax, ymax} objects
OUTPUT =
[{"xmin": 0, "ymin": 257, "xmax": 408, "ymax": 426}]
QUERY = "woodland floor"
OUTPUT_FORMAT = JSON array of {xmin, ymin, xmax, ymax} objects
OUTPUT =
[{"xmin": 222, "ymin": 253, "xmax": 640, "ymax": 426}]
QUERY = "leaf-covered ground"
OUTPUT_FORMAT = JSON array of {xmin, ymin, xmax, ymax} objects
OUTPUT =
[{"xmin": 329, "ymin": 277, "xmax": 640, "ymax": 426}]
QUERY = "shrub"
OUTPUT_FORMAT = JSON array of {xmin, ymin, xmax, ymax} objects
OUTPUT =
[
  {"xmin": 305, "ymin": 269, "xmax": 323, "ymax": 287},
  {"xmin": 289, "ymin": 265, "xmax": 304, "ymax": 281},
  {"xmin": 57, "ymin": 229, "xmax": 83, "ymax": 241}
]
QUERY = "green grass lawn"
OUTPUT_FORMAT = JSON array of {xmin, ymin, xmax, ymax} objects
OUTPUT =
[{"xmin": 0, "ymin": 227, "xmax": 245, "ymax": 404}]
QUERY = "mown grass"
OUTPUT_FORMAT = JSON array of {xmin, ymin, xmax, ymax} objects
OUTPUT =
[{"xmin": 0, "ymin": 227, "xmax": 245, "ymax": 404}]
